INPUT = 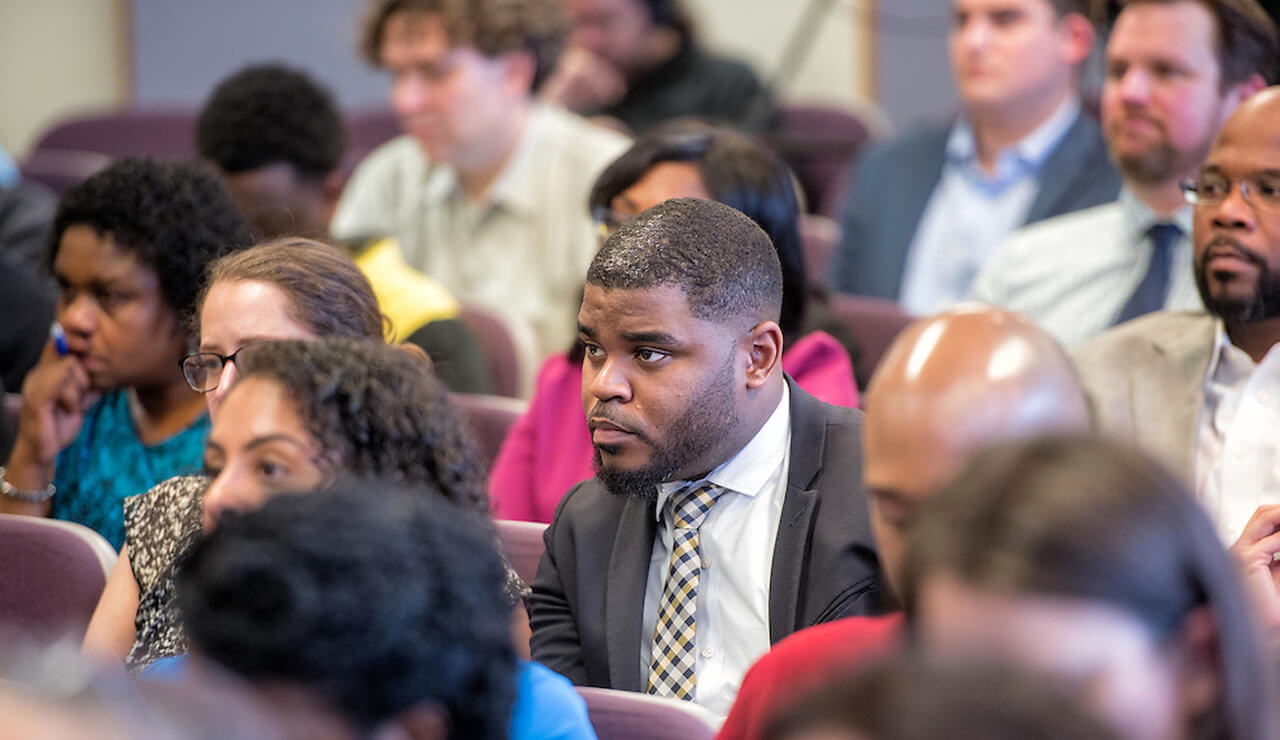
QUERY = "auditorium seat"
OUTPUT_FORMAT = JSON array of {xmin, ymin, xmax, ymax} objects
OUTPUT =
[
  {"xmin": 459, "ymin": 304, "xmax": 527, "ymax": 399},
  {"xmin": 450, "ymin": 393, "xmax": 528, "ymax": 471},
  {"xmin": 829, "ymin": 294, "xmax": 914, "ymax": 384},
  {"xmin": 577, "ymin": 686, "xmax": 720, "ymax": 740},
  {"xmin": 495, "ymin": 519, "xmax": 548, "ymax": 586},
  {"xmin": 0, "ymin": 514, "xmax": 116, "ymax": 644},
  {"xmin": 771, "ymin": 100, "xmax": 886, "ymax": 218}
]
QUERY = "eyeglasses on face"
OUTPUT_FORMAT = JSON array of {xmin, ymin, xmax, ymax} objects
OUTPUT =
[
  {"xmin": 1181, "ymin": 172, "xmax": 1280, "ymax": 211},
  {"xmin": 179, "ymin": 345, "xmax": 255, "ymax": 393}
]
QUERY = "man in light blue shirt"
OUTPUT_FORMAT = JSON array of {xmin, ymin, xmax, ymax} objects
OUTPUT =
[{"xmin": 832, "ymin": 0, "xmax": 1122, "ymax": 308}]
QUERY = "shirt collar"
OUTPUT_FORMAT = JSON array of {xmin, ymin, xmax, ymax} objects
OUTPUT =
[
  {"xmin": 1116, "ymin": 187, "xmax": 1194, "ymax": 242},
  {"xmin": 1205, "ymin": 317, "xmax": 1280, "ymax": 382},
  {"xmin": 946, "ymin": 94, "xmax": 1080, "ymax": 172},
  {"xmin": 655, "ymin": 383, "xmax": 791, "ymax": 520}
]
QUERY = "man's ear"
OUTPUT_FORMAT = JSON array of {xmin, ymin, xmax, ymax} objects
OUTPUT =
[
  {"xmin": 1173, "ymin": 606, "xmax": 1220, "ymax": 723},
  {"xmin": 744, "ymin": 320, "xmax": 783, "ymax": 390},
  {"xmin": 502, "ymin": 50, "xmax": 537, "ymax": 96},
  {"xmin": 1057, "ymin": 12, "xmax": 1096, "ymax": 67},
  {"xmin": 371, "ymin": 702, "xmax": 450, "ymax": 740}
]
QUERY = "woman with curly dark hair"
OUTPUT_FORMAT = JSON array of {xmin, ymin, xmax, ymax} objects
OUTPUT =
[{"xmin": 0, "ymin": 158, "xmax": 252, "ymax": 547}]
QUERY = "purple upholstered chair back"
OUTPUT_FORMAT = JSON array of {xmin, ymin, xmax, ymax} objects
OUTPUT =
[
  {"xmin": 0, "ymin": 514, "xmax": 116, "ymax": 643},
  {"xmin": 449, "ymin": 393, "xmax": 528, "ymax": 471},
  {"xmin": 494, "ymin": 519, "xmax": 547, "ymax": 586},
  {"xmin": 772, "ymin": 102, "xmax": 874, "ymax": 218},
  {"xmin": 342, "ymin": 107, "xmax": 402, "ymax": 178},
  {"xmin": 577, "ymin": 687, "xmax": 720, "ymax": 740},
  {"xmin": 829, "ymin": 294, "xmax": 914, "ymax": 383},
  {"xmin": 459, "ymin": 304, "xmax": 524, "ymax": 399}
]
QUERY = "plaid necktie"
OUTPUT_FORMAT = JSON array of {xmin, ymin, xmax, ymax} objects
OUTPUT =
[{"xmin": 647, "ymin": 482, "xmax": 725, "ymax": 701}]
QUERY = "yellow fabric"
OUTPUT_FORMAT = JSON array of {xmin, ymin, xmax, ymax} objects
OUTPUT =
[{"xmin": 353, "ymin": 237, "xmax": 460, "ymax": 341}]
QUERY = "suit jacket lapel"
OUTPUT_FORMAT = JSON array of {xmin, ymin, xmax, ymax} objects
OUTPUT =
[
  {"xmin": 1130, "ymin": 315, "xmax": 1216, "ymax": 481},
  {"xmin": 769, "ymin": 378, "xmax": 826, "ymax": 643},
  {"xmin": 1025, "ymin": 112, "xmax": 1093, "ymax": 223},
  {"xmin": 605, "ymin": 497, "xmax": 656, "ymax": 692},
  {"xmin": 882, "ymin": 131, "xmax": 949, "ymax": 293}
]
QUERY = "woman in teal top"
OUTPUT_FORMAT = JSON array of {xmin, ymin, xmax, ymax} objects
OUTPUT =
[{"xmin": 0, "ymin": 158, "xmax": 251, "ymax": 548}]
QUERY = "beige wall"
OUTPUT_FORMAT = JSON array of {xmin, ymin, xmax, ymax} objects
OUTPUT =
[
  {"xmin": 0, "ymin": 0, "xmax": 128, "ymax": 158},
  {"xmin": 685, "ymin": 0, "xmax": 876, "ymax": 106}
]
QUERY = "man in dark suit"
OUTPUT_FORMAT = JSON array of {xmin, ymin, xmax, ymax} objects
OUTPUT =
[
  {"xmin": 831, "ymin": 0, "xmax": 1121, "ymax": 311},
  {"xmin": 528, "ymin": 197, "xmax": 881, "ymax": 716}
]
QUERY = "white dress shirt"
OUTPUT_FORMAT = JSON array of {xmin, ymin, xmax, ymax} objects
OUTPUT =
[
  {"xmin": 899, "ymin": 96, "xmax": 1080, "ymax": 315},
  {"xmin": 970, "ymin": 189, "xmax": 1202, "ymax": 347},
  {"xmin": 331, "ymin": 103, "xmax": 630, "ymax": 373},
  {"xmin": 1197, "ymin": 322, "xmax": 1280, "ymax": 543},
  {"xmin": 639, "ymin": 384, "xmax": 791, "ymax": 717}
]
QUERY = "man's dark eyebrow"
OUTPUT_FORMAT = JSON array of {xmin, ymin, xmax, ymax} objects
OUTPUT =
[
  {"xmin": 578, "ymin": 324, "xmax": 597, "ymax": 339},
  {"xmin": 621, "ymin": 330, "xmax": 680, "ymax": 345}
]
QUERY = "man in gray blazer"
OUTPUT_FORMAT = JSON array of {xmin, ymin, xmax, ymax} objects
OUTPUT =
[
  {"xmin": 1073, "ymin": 87, "xmax": 1280, "ymax": 544},
  {"xmin": 831, "ymin": 0, "xmax": 1119, "ymax": 311},
  {"xmin": 529, "ymin": 198, "xmax": 881, "ymax": 716}
]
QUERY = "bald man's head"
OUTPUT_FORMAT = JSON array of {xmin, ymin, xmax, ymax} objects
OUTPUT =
[{"xmin": 864, "ymin": 305, "xmax": 1089, "ymax": 599}]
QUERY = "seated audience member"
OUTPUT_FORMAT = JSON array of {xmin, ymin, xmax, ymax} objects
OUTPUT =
[
  {"xmin": 1074, "ymin": 86, "xmax": 1280, "ymax": 543},
  {"xmin": 490, "ymin": 120, "xmax": 859, "ymax": 523},
  {"xmin": 901, "ymin": 435, "xmax": 1276, "ymax": 740},
  {"xmin": 972, "ymin": 0, "xmax": 1277, "ymax": 345},
  {"xmin": 176, "ymin": 481, "xmax": 521, "ymax": 740},
  {"xmin": 540, "ymin": 0, "xmax": 776, "ymax": 134},
  {"xmin": 831, "ymin": 0, "xmax": 1118, "ymax": 312},
  {"xmin": 81, "ymin": 238, "xmax": 383, "ymax": 663},
  {"xmin": 195, "ymin": 63, "xmax": 493, "ymax": 393},
  {"xmin": 0, "ymin": 249, "xmax": 53, "ymax": 407},
  {"xmin": 528, "ymin": 198, "xmax": 881, "ymax": 715},
  {"xmin": 332, "ymin": 0, "xmax": 630, "ymax": 364},
  {"xmin": 0, "ymin": 159, "xmax": 252, "ymax": 548},
  {"xmin": 762, "ymin": 657, "xmax": 1121, "ymax": 740},
  {"xmin": 84, "ymin": 336, "xmax": 494, "ymax": 671},
  {"xmin": 717, "ymin": 306, "xmax": 1089, "ymax": 740},
  {"xmin": 0, "ymin": 178, "xmax": 56, "ymax": 287}
]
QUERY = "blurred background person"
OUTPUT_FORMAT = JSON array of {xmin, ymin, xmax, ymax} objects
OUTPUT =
[
  {"xmin": 901, "ymin": 435, "xmax": 1276, "ymax": 740},
  {"xmin": 195, "ymin": 62, "xmax": 493, "ymax": 393}
]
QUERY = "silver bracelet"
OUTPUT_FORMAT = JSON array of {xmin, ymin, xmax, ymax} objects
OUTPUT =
[{"xmin": 0, "ymin": 466, "xmax": 56, "ymax": 503}]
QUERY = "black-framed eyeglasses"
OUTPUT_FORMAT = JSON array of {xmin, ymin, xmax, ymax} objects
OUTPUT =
[
  {"xmin": 1181, "ymin": 172, "xmax": 1280, "ymax": 211},
  {"xmin": 180, "ymin": 346, "xmax": 253, "ymax": 393},
  {"xmin": 592, "ymin": 206, "xmax": 634, "ymax": 238}
]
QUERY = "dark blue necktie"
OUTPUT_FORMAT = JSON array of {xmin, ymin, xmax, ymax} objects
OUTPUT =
[{"xmin": 1116, "ymin": 222, "xmax": 1181, "ymax": 324}]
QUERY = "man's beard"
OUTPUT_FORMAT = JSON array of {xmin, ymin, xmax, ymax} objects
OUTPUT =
[
  {"xmin": 1195, "ymin": 236, "xmax": 1280, "ymax": 323},
  {"xmin": 592, "ymin": 355, "xmax": 740, "ymax": 501}
]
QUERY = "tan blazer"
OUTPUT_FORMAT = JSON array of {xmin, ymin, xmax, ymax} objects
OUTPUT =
[{"xmin": 1071, "ymin": 311, "xmax": 1216, "ymax": 482}]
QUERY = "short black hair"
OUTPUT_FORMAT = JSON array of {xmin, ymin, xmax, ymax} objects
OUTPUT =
[
  {"xmin": 50, "ymin": 158, "xmax": 253, "ymax": 323},
  {"xmin": 588, "ymin": 119, "xmax": 806, "ymax": 338},
  {"xmin": 586, "ymin": 196, "xmax": 783, "ymax": 326},
  {"xmin": 176, "ymin": 477, "xmax": 517, "ymax": 737},
  {"xmin": 234, "ymin": 338, "xmax": 489, "ymax": 513},
  {"xmin": 196, "ymin": 63, "xmax": 346, "ymax": 179}
]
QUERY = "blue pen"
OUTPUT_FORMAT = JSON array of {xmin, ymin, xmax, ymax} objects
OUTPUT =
[{"xmin": 50, "ymin": 322, "xmax": 69, "ymax": 356}]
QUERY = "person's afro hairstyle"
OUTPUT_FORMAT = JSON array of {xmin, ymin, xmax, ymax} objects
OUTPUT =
[
  {"xmin": 232, "ymin": 338, "xmax": 489, "ymax": 513},
  {"xmin": 587, "ymin": 196, "xmax": 783, "ymax": 326},
  {"xmin": 50, "ymin": 157, "xmax": 253, "ymax": 322},
  {"xmin": 196, "ymin": 63, "xmax": 346, "ymax": 179},
  {"xmin": 176, "ymin": 477, "xmax": 517, "ymax": 737}
]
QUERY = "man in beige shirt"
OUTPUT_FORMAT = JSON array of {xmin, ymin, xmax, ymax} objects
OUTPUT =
[{"xmin": 333, "ymin": 0, "xmax": 630, "ymax": 373}]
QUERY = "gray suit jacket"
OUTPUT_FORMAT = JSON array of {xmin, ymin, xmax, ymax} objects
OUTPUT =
[
  {"xmin": 527, "ymin": 378, "xmax": 882, "ymax": 690},
  {"xmin": 1071, "ymin": 311, "xmax": 1216, "ymax": 482},
  {"xmin": 831, "ymin": 111, "xmax": 1122, "ymax": 299}
]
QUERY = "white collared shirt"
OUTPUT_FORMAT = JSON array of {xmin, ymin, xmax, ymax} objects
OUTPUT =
[
  {"xmin": 331, "ymin": 102, "xmax": 630, "ymax": 371},
  {"xmin": 1197, "ymin": 322, "xmax": 1280, "ymax": 543},
  {"xmin": 639, "ymin": 383, "xmax": 792, "ymax": 717},
  {"xmin": 899, "ymin": 96, "xmax": 1081, "ymax": 315}
]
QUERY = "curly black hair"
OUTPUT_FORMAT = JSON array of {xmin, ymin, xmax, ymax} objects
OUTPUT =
[
  {"xmin": 50, "ymin": 158, "xmax": 253, "ymax": 322},
  {"xmin": 176, "ymin": 477, "xmax": 518, "ymax": 737},
  {"xmin": 196, "ymin": 63, "xmax": 346, "ymax": 179},
  {"xmin": 234, "ymin": 338, "xmax": 489, "ymax": 513}
]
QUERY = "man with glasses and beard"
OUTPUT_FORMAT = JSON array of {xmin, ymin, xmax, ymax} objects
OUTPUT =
[
  {"xmin": 1074, "ymin": 86, "xmax": 1280, "ymax": 544},
  {"xmin": 528, "ymin": 198, "xmax": 881, "ymax": 717}
]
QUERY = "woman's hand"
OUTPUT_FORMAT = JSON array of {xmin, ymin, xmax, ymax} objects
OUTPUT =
[{"xmin": 6, "ymin": 341, "xmax": 99, "ymax": 484}]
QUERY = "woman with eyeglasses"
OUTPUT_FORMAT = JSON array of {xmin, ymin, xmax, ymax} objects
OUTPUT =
[
  {"xmin": 83, "ymin": 238, "xmax": 390, "ymax": 667},
  {"xmin": 489, "ymin": 119, "xmax": 862, "ymax": 523},
  {"xmin": 0, "ymin": 159, "xmax": 252, "ymax": 548}
]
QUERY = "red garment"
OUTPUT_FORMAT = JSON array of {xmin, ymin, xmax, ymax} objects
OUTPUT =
[
  {"xmin": 489, "ymin": 331, "xmax": 859, "ymax": 522},
  {"xmin": 717, "ymin": 614, "xmax": 903, "ymax": 740}
]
